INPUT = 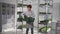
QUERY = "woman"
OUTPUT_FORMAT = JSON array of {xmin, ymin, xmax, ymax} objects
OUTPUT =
[{"xmin": 23, "ymin": 5, "xmax": 35, "ymax": 34}]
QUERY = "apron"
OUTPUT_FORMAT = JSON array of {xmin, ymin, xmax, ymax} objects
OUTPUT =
[{"xmin": 26, "ymin": 22, "xmax": 33, "ymax": 28}]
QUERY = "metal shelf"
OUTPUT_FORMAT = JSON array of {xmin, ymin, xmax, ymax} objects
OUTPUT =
[
  {"xmin": 17, "ymin": 3, "xmax": 27, "ymax": 7},
  {"xmin": 39, "ymin": 12, "xmax": 52, "ymax": 15}
]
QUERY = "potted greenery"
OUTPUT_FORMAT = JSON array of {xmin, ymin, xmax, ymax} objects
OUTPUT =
[
  {"xmin": 39, "ymin": 19, "xmax": 52, "ymax": 25},
  {"xmin": 23, "ymin": 15, "xmax": 35, "ymax": 24},
  {"xmin": 39, "ymin": 26, "xmax": 51, "ymax": 33},
  {"xmin": 17, "ymin": 12, "xmax": 23, "ymax": 22},
  {"xmin": 39, "ymin": 19, "xmax": 49, "ymax": 25},
  {"xmin": 17, "ymin": 16, "xmax": 23, "ymax": 22},
  {"xmin": 17, "ymin": 3, "xmax": 27, "ymax": 7}
]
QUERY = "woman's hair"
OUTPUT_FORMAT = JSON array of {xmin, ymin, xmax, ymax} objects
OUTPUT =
[{"xmin": 27, "ymin": 5, "xmax": 32, "ymax": 8}]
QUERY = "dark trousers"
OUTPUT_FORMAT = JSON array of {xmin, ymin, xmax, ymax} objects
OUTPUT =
[
  {"xmin": 26, "ymin": 28, "xmax": 33, "ymax": 34},
  {"xmin": 26, "ymin": 23, "xmax": 33, "ymax": 34}
]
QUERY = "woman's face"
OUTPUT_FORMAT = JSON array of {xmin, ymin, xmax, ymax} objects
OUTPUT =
[{"xmin": 27, "ymin": 7, "xmax": 31, "ymax": 11}]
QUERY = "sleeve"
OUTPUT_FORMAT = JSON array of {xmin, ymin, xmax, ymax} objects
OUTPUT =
[
  {"xmin": 22, "ymin": 11, "xmax": 26, "ymax": 15},
  {"xmin": 21, "ymin": 11, "xmax": 26, "ymax": 18}
]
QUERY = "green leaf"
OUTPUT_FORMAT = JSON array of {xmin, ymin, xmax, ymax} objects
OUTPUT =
[
  {"xmin": 17, "ymin": 25, "xmax": 26, "ymax": 29},
  {"xmin": 39, "ymin": 26, "xmax": 51, "ymax": 33}
]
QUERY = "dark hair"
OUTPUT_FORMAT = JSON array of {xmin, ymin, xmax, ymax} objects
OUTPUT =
[{"xmin": 27, "ymin": 5, "xmax": 32, "ymax": 8}]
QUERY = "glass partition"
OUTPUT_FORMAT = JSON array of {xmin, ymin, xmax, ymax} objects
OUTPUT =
[{"xmin": 0, "ymin": 2, "xmax": 16, "ymax": 34}]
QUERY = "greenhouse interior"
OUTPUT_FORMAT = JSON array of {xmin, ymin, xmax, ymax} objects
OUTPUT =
[{"xmin": 0, "ymin": 0, "xmax": 60, "ymax": 34}]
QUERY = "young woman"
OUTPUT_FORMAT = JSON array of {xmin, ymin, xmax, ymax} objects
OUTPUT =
[{"xmin": 23, "ymin": 5, "xmax": 35, "ymax": 34}]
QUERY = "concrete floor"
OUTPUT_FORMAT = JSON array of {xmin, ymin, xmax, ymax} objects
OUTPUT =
[{"xmin": 1, "ymin": 28, "xmax": 53, "ymax": 34}]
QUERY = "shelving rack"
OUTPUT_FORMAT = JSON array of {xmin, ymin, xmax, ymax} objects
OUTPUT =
[
  {"xmin": 38, "ymin": 0, "xmax": 53, "ymax": 34},
  {"xmin": 16, "ymin": 0, "xmax": 28, "ymax": 34}
]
